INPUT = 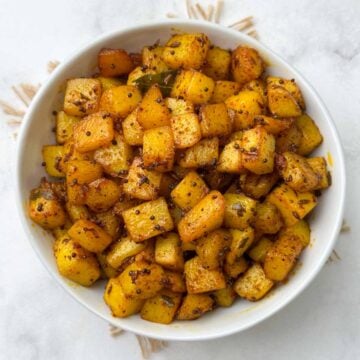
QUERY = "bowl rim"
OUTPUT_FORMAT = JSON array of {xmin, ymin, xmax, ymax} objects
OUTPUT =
[{"xmin": 15, "ymin": 18, "xmax": 346, "ymax": 341}]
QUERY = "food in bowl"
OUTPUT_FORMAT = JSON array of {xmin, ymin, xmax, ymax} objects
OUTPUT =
[{"xmin": 27, "ymin": 31, "xmax": 330, "ymax": 325}]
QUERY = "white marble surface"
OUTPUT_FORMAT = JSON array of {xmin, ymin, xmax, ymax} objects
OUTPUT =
[{"xmin": 0, "ymin": 0, "xmax": 359, "ymax": 358}]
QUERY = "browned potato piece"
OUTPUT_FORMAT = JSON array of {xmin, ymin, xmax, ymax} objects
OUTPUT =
[
  {"xmin": 119, "ymin": 261, "xmax": 164, "ymax": 299},
  {"xmin": 224, "ymin": 255, "xmax": 248, "ymax": 278},
  {"xmin": 162, "ymin": 33, "xmax": 210, "ymax": 70},
  {"xmin": 176, "ymin": 294, "xmax": 214, "ymax": 320},
  {"xmin": 142, "ymin": 45, "xmax": 169, "ymax": 73},
  {"xmin": 122, "ymin": 198, "xmax": 174, "ymax": 242},
  {"xmin": 99, "ymin": 85, "xmax": 142, "ymax": 117},
  {"xmin": 296, "ymin": 114, "xmax": 323, "ymax": 156},
  {"xmin": 203, "ymin": 46, "xmax": 231, "ymax": 80},
  {"xmin": 200, "ymin": 103, "xmax": 232, "ymax": 138},
  {"xmin": 170, "ymin": 113, "xmax": 201, "ymax": 149},
  {"xmin": 184, "ymin": 256, "xmax": 226, "ymax": 293},
  {"xmin": 104, "ymin": 278, "xmax": 144, "ymax": 317},
  {"xmin": 98, "ymin": 48, "xmax": 134, "ymax": 77},
  {"xmin": 210, "ymin": 81, "xmax": 241, "ymax": 104},
  {"xmin": 137, "ymin": 84, "xmax": 170, "ymax": 130},
  {"xmin": 247, "ymin": 236, "xmax": 274, "ymax": 263},
  {"xmin": 170, "ymin": 171, "xmax": 209, "ymax": 211},
  {"xmin": 196, "ymin": 229, "xmax": 231, "ymax": 270},
  {"xmin": 223, "ymin": 193, "xmax": 257, "ymax": 230},
  {"xmin": 263, "ymin": 230, "xmax": 303, "ymax": 281},
  {"xmin": 28, "ymin": 187, "xmax": 66, "ymax": 229},
  {"xmin": 242, "ymin": 126, "xmax": 276, "ymax": 174},
  {"xmin": 94, "ymin": 132, "xmax": 133, "ymax": 176},
  {"xmin": 178, "ymin": 137, "xmax": 219, "ymax": 168},
  {"xmin": 231, "ymin": 46, "xmax": 264, "ymax": 86},
  {"xmin": 123, "ymin": 157, "xmax": 162, "ymax": 201},
  {"xmin": 64, "ymin": 78, "xmax": 102, "ymax": 116},
  {"xmin": 253, "ymin": 115, "xmax": 293, "ymax": 135},
  {"xmin": 106, "ymin": 236, "xmax": 147, "ymax": 269},
  {"xmin": 242, "ymin": 79, "xmax": 267, "ymax": 105},
  {"xmin": 68, "ymin": 219, "xmax": 113, "ymax": 253},
  {"xmin": 73, "ymin": 112, "xmax": 114, "ymax": 153},
  {"xmin": 307, "ymin": 157, "xmax": 330, "ymax": 190},
  {"xmin": 165, "ymin": 97, "xmax": 194, "ymax": 116},
  {"xmin": 134, "ymin": 240, "xmax": 156, "ymax": 263},
  {"xmin": 122, "ymin": 108, "xmax": 144, "ymax": 146},
  {"xmin": 65, "ymin": 203, "xmax": 90, "ymax": 222},
  {"xmin": 141, "ymin": 290, "xmax": 182, "ymax": 324},
  {"xmin": 113, "ymin": 196, "xmax": 140, "ymax": 218},
  {"xmin": 253, "ymin": 202, "xmax": 283, "ymax": 234},
  {"xmin": 213, "ymin": 285, "xmax": 237, "ymax": 307},
  {"xmin": 239, "ymin": 171, "xmax": 279, "ymax": 199},
  {"xmin": 227, "ymin": 228, "xmax": 255, "ymax": 264},
  {"xmin": 202, "ymin": 169, "xmax": 234, "ymax": 192},
  {"xmin": 93, "ymin": 210, "xmax": 120, "ymax": 239},
  {"xmin": 143, "ymin": 126, "xmax": 175, "ymax": 172},
  {"xmin": 171, "ymin": 70, "xmax": 215, "ymax": 104},
  {"xmin": 234, "ymin": 263, "xmax": 274, "ymax": 301},
  {"xmin": 155, "ymin": 232, "xmax": 184, "ymax": 271},
  {"xmin": 56, "ymin": 111, "xmax": 80, "ymax": 144},
  {"xmin": 85, "ymin": 178, "xmax": 121, "ymax": 212},
  {"xmin": 52, "ymin": 219, "xmax": 72, "ymax": 240},
  {"xmin": 276, "ymin": 152, "xmax": 319, "ymax": 192},
  {"xmin": 42, "ymin": 145, "xmax": 65, "ymax": 177},
  {"xmin": 178, "ymin": 190, "xmax": 225, "ymax": 243},
  {"xmin": 266, "ymin": 183, "xmax": 317, "ymax": 226},
  {"xmin": 162, "ymin": 270, "xmax": 186, "ymax": 293},
  {"xmin": 217, "ymin": 140, "xmax": 245, "ymax": 174},
  {"xmin": 276, "ymin": 122, "xmax": 303, "ymax": 153},
  {"xmin": 225, "ymin": 90, "xmax": 265, "ymax": 130},
  {"xmin": 279, "ymin": 220, "xmax": 311, "ymax": 249},
  {"xmin": 54, "ymin": 234, "xmax": 100, "ymax": 286}
]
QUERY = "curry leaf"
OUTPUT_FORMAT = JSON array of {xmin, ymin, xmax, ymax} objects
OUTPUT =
[{"xmin": 134, "ymin": 70, "xmax": 178, "ymax": 97}]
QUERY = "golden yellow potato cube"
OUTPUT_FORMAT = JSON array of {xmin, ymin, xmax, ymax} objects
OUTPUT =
[
  {"xmin": 203, "ymin": 46, "xmax": 231, "ymax": 80},
  {"xmin": 122, "ymin": 108, "xmax": 144, "ymax": 146},
  {"xmin": 200, "ymin": 103, "xmax": 232, "ymax": 138},
  {"xmin": 253, "ymin": 202, "xmax": 283, "ymax": 234},
  {"xmin": 239, "ymin": 172, "xmax": 279, "ymax": 199},
  {"xmin": 162, "ymin": 270, "xmax": 186, "ymax": 293},
  {"xmin": 142, "ymin": 45, "xmax": 169, "ymax": 73},
  {"xmin": 170, "ymin": 113, "xmax": 202, "ymax": 149},
  {"xmin": 155, "ymin": 232, "xmax": 184, "ymax": 271},
  {"xmin": 65, "ymin": 203, "xmax": 90, "ymax": 222},
  {"xmin": 93, "ymin": 210, "xmax": 120, "ymax": 239},
  {"xmin": 217, "ymin": 140, "xmax": 245, "ymax": 174},
  {"xmin": 276, "ymin": 122, "xmax": 303, "ymax": 153},
  {"xmin": 227, "ymin": 228, "xmax": 255, "ymax": 265},
  {"xmin": 127, "ymin": 66, "xmax": 156, "ymax": 86},
  {"xmin": 296, "ymin": 114, "xmax": 323, "ymax": 156},
  {"xmin": 213, "ymin": 285, "xmax": 237, "ymax": 307},
  {"xmin": 165, "ymin": 97, "xmax": 194, "ymax": 116},
  {"xmin": 307, "ymin": 157, "xmax": 330, "ymax": 190},
  {"xmin": 247, "ymin": 237, "xmax": 274, "ymax": 263},
  {"xmin": 42, "ymin": 145, "xmax": 65, "ymax": 177},
  {"xmin": 224, "ymin": 255, "xmax": 248, "ymax": 278},
  {"xmin": 253, "ymin": 115, "xmax": 293, "ymax": 135},
  {"xmin": 242, "ymin": 79, "xmax": 267, "ymax": 105},
  {"xmin": 98, "ymin": 48, "xmax": 134, "ymax": 77},
  {"xmin": 97, "ymin": 252, "xmax": 119, "ymax": 279},
  {"xmin": 56, "ymin": 111, "xmax": 80, "ymax": 144},
  {"xmin": 210, "ymin": 80, "xmax": 241, "ymax": 104},
  {"xmin": 176, "ymin": 294, "xmax": 214, "ymax": 320},
  {"xmin": 96, "ymin": 76, "xmax": 124, "ymax": 91},
  {"xmin": 279, "ymin": 220, "xmax": 311, "ymax": 249}
]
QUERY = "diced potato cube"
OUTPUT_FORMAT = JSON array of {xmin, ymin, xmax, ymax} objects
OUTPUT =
[
  {"xmin": 155, "ymin": 232, "xmax": 184, "ymax": 271},
  {"xmin": 239, "ymin": 172, "xmax": 279, "ymax": 199},
  {"xmin": 56, "ymin": 111, "xmax": 80, "ymax": 144},
  {"xmin": 143, "ymin": 126, "xmax": 174, "ymax": 172},
  {"xmin": 247, "ymin": 236, "xmax": 274, "ymax": 263},
  {"xmin": 231, "ymin": 46, "xmax": 264, "ymax": 86},
  {"xmin": 52, "ymin": 219, "xmax": 72, "ymax": 240},
  {"xmin": 68, "ymin": 219, "xmax": 113, "ymax": 253},
  {"xmin": 178, "ymin": 190, "xmax": 225, "ymax": 243},
  {"xmin": 253, "ymin": 202, "xmax": 283, "ymax": 234},
  {"xmin": 296, "ymin": 114, "xmax": 323, "ymax": 155},
  {"xmin": 217, "ymin": 140, "xmax": 245, "ymax": 174},
  {"xmin": 113, "ymin": 197, "xmax": 140, "ymax": 218},
  {"xmin": 266, "ymin": 183, "xmax": 317, "ymax": 226},
  {"xmin": 162, "ymin": 33, "xmax": 210, "ymax": 70},
  {"xmin": 94, "ymin": 210, "xmax": 120, "ymax": 239},
  {"xmin": 54, "ymin": 234, "xmax": 100, "ymax": 286},
  {"xmin": 242, "ymin": 79, "xmax": 267, "ymax": 105},
  {"xmin": 213, "ymin": 285, "xmax": 237, "ymax": 307},
  {"xmin": 223, "ymin": 193, "xmax": 257, "ymax": 230},
  {"xmin": 99, "ymin": 85, "xmax": 142, "ymax": 117},
  {"xmin": 200, "ymin": 103, "xmax": 232, "ymax": 138},
  {"xmin": 141, "ymin": 290, "xmax": 182, "ymax": 324},
  {"xmin": 196, "ymin": 229, "xmax": 231, "ymax": 270},
  {"xmin": 122, "ymin": 198, "xmax": 174, "ymax": 242},
  {"xmin": 122, "ymin": 108, "xmax": 144, "ymax": 146},
  {"xmin": 28, "ymin": 187, "xmax": 66, "ymax": 229},
  {"xmin": 98, "ymin": 48, "xmax": 134, "ymax": 77},
  {"xmin": 234, "ymin": 263, "xmax": 274, "ymax": 301},
  {"xmin": 242, "ymin": 126, "xmax": 275, "ymax": 174},
  {"xmin": 171, "ymin": 113, "xmax": 202, "ymax": 149},
  {"xmin": 203, "ymin": 46, "xmax": 231, "ymax": 80},
  {"xmin": 176, "ymin": 294, "xmax": 214, "ymax": 320},
  {"xmin": 65, "ymin": 203, "xmax": 90, "ymax": 222},
  {"xmin": 96, "ymin": 76, "xmax": 124, "ymax": 91},
  {"xmin": 165, "ymin": 97, "xmax": 194, "ymax": 116},
  {"xmin": 85, "ymin": 178, "xmax": 121, "ymax": 212},
  {"xmin": 104, "ymin": 278, "xmax": 144, "ymax": 317},
  {"xmin": 162, "ymin": 270, "xmax": 186, "ymax": 293},
  {"xmin": 73, "ymin": 112, "xmax": 114, "ymax": 153},
  {"xmin": 170, "ymin": 171, "xmax": 209, "ymax": 211},
  {"xmin": 134, "ymin": 240, "xmax": 156, "ymax": 263},
  {"xmin": 178, "ymin": 137, "xmax": 219, "ymax": 168},
  {"xmin": 225, "ymin": 90, "xmax": 265, "ymax": 130},
  {"xmin": 263, "ymin": 231, "xmax": 303, "ymax": 281},
  {"xmin": 94, "ymin": 132, "xmax": 133, "ymax": 176},
  {"xmin": 224, "ymin": 255, "xmax": 248, "ymax": 278},
  {"xmin": 210, "ymin": 81, "xmax": 241, "ymax": 104},
  {"xmin": 276, "ymin": 152, "xmax": 319, "ymax": 192},
  {"xmin": 142, "ymin": 45, "xmax": 169, "ymax": 73},
  {"xmin": 227, "ymin": 228, "xmax": 255, "ymax": 264},
  {"xmin": 184, "ymin": 256, "xmax": 226, "ymax": 294},
  {"xmin": 106, "ymin": 236, "xmax": 147, "ymax": 269},
  {"xmin": 171, "ymin": 70, "xmax": 215, "ymax": 104},
  {"xmin": 279, "ymin": 220, "xmax": 311, "ymax": 249},
  {"xmin": 97, "ymin": 252, "xmax": 119, "ymax": 279},
  {"xmin": 64, "ymin": 78, "xmax": 102, "ymax": 116},
  {"xmin": 307, "ymin": 157, "xmax": 330, "ymax": 190},
  {"xmin": 276, "ymin": 122, "xmax": 303, "ymax": 153},
  {"xmin": 42, "ymin": 145, "xmax": 65, "ymax": 177},
  {"xmin": 119, "ymin": 261, "xmax": 164, "ymax": 299},
  {"xmin": 123, "ymin": 157, "xmax": 162, "ymax": 201},
  {"xmin": 253, "ymin": 115, "xmax": 293, "ymax": 135}
]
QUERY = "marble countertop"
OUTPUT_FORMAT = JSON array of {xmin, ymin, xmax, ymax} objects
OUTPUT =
[{"xmin": 0, "ymin": 0, "xmax": 359, "ymax": 359}]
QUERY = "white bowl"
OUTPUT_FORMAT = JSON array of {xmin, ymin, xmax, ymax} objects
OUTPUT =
[{"xmin": 15, "ymin": 19, "xmax": 346, "ymax": 341}]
